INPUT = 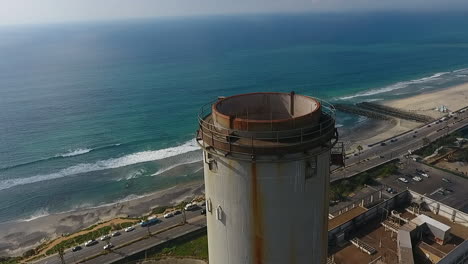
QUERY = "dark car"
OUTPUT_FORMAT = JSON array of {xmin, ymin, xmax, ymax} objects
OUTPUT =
[
  {"xmin": 201, "ymin": 209, "xmax": 206, "ymax": 215},
  {"xmin": 380, "ymin": 142, "xmax": 386, "ymax": 146},
  {"xmin": 72, "ymin": 246, "xmax": 82, "ymax": 252},
  {"xmin": 173, "ymin": 210, "xmax": 182, "ymax": 215},
  {"xmin": 413, "ymin": 135, "xmax": 417, "ymax": 138}
]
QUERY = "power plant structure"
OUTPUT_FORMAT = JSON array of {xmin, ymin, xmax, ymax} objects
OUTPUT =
[{"xmin": 197, "ymin": 92, "xmax": 338, "ymax": 264}]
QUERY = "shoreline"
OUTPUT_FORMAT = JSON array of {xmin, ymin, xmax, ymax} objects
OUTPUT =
[
  {"xmin": 0, "ymin": 180, "xmax": 204, "ymax": 257},
  {"xmin": 1, "ymin": 82, "xmax": 467, "ymax": 257},
  {"xmin": 342, "ymin": 82, "xmax": 468, "ymax": 152},
  {"xmin": 381, "ymin": 82, "xmax": 468, "ymax": 118}
]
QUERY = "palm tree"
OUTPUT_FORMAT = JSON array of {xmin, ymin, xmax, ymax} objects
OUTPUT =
[
  {"xmin": 357, "ymin": 145, "xmax": 363, "ymax": 163},
  {"xmin": 422, "ymin": 137, "xmax": 431, "ymax": 146},
  {"xmin": 57, "ymin": 246, "xmax": 66, "ymax": 264}
]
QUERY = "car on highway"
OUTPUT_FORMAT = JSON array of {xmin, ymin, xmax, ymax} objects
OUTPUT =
[
  {"xmin": 412, "ymin": 135, "xmax": 417, "ymax": 138},
  {"xmin": 379, "ymin": 155, "xmax": 385, "ymax": 159},
  {"xmin": 103, "ymin": 244, "xmax": 114, "ymax": 250},
  {"xmin": 140, "ymin": 216, "xmax": 160, "ymax": 227},
  {"xmin": 380, "ymin": 142, "xmax": 386, "ymax": 146},
  {"xmin": 442, "ymin": 178, "xmax": 451, "ymax": 183},
  {"xmin": 398, "ymin": 177, "xmax": 409, "ymax": 183},
  {"xmin": 125, "ymin": 226, "xmax": 135, "ymax": 232},
  {"xmin": 185, "ymin": 203, "xmax": 198, "ymax": 211},
  {"xmin": 111, "ymin": 231, "xmax": 121, "ymax": 237},
  {"xmin": 164, "ymin": 212, "xmax": 174, "ymax": 218},
  {"xmin": 420, "ymin": 173, "xmax": 429, "ymax": 178},
  {"xmin": 100, "ymin": 234, "xmax": 111, "ymax": 241},
  {"xmin": 72, "ymin": 246, "xmax": 82, "ymax": 252},
  {"xmin": 84, "ymin": 240, "xmax": 98, "ymax": 247},
  {"xmin": 173, "ymin": 210, "xmax": 182, "ymax": 215}
]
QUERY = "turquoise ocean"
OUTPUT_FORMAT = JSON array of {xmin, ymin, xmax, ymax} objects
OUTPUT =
[{"xmin": 2, "ymin": 12, "xmax": 468, "ymax": 223}]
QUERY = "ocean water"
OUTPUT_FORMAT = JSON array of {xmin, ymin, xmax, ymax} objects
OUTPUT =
[{"xmin": 2, "ymin": 12, "xmax": 468, "ymax": 223}]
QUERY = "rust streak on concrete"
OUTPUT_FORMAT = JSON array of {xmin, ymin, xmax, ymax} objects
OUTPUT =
[{"xmin": 251, "ymin": 162, "xmax": 264, "ymax": 264}]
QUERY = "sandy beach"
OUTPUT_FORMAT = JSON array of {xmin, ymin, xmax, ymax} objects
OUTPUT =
[
  {"xmin": 382, "ymin": 82, "xmax": 468, "ymax": 118},
  {"xmin": 0, "ymin": 180, "xmax": 204, "ymax": 257},
  {"xmin": 344, "ymin": 82, "xmax": 468, "ymax": 151}
]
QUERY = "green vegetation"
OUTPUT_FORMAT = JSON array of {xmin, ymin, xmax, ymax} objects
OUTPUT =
[
  {"xmin": 0, "ymin": 257, "xmax": 20, "ymax": 264},
  {"xmin": 151, "ymin": 206, "xmax": 169, "ymax": 215},
  {"xmin": 330, "ymin": 161, "xmax": 399, "ymax": 201},
  {"xmin": 45, "ymin": 221, "xmax": 134, "ymax": 255},
  {"xmin": 149, "ymin": 233, "xmax": 208, "ymax": 260},
  {"xmin": 416, "ymin": 132, "xmax": 462, "ymax": 157},
  {"xmin": 458, "ymin": 148, "xmax": 468, "ymax": 162}
]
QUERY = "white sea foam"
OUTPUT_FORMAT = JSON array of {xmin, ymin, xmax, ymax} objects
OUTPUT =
[
  {"xmin": 0, "ymin": 139, "xmax": 200, "ymax": 191},
  {"xmin": 364, "ymin": 98, "xmax": 384, "ymax": 102},
  {"xmin": 58, "ymin": 148, "xmax": 92, "ymax": 158},
  {"xmin": 17, "ymin": 208, "xmax": 50, "ymax": 222},
  {"xmin": 338, "ymin": 71, "xmax": 449, "ymax": 100},
  {"xmin": 151, "ymin": 159, "xmax": 202, "ymax": 177},
  {"xmin": 116, "ymin": 169, "xmax": 147, "ymax": 182}
]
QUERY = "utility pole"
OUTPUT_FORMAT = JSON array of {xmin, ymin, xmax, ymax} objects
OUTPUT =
[
  {"xmin": 147, "ymin": 224, "xmax": 151, "ymax": 237},
  {"xmin": 182, "ymin": 208, "xmax": 187, "ymax": 224}
]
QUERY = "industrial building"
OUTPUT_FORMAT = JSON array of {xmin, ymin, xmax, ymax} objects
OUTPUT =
[
  {"xmin": 197, "ymin": 92, "xmax": 339, "ymax": 264},
  {"xmin": 327, "ymin": 189, "xmax": 468, "ymax": 264}
]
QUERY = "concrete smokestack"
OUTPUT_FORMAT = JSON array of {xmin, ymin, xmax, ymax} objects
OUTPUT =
[{"xmin": 197, "ymin": 92, "xmax": 337, "ymax": 264}]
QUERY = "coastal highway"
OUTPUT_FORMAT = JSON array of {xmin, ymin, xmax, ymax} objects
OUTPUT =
[
  {"xmin": 331, "ymin": 108, "xmax": 468, "ymax": 181},
  {"xmin": 33, "ymin": 207, "xmax": 206, "ymax": 264}
]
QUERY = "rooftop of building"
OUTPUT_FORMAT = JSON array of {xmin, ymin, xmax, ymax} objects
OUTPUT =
[{"xmin": 328, "ymin": 204, "xmax": 468, "ymax": 264}]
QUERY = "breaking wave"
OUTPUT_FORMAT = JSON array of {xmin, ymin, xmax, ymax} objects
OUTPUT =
[
  {"xmin": 0, "ymin": 143, "xmax": 123, "ymax": 171},
  {"xmin": 58, "ymin": 148, "xmax": 92, "ymax": 158},
  {"xmin": 0, "ymin": 139, "xmax": 200, "ymax": 191},
  {"xmin": 338, "ymin": 71, "xmax": 455, "ymax": 100}
]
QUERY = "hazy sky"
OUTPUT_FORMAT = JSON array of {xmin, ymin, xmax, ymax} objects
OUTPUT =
[{"xmin": 1, "ymin": 0, "xmax": 468, "ymax": 25}]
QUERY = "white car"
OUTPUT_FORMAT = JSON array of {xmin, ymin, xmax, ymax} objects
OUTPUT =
[
  {"xmin": 103, "ymin": 244, "xmax": 114, "ymax": 250},
  {"xmin": 420, "ymin": 173, "xmax": 429, "ymax": 178},
  {"xmin": 111, "ymin": 231, "xmax": 121, "ymax": 237},
  {"xmin": 164, "ymin": 212, "xmax": 174, "ymax": 218},
  {"xmin": 398, "ymin": 177, "xmax": 409, "ymax": 183},
  {"xmin": 125, "ymin": 226, "xmax": 135, "ymax": 232},
  {"xmin": 412, "ymin": 176, "xmax": 422, "ymax": 182},
  {"xmin": 100, "ymin": 235, "xmax": 110, "ymax": 241},
  {"xmin": 184, "ymin": 203, "xmax": 197, "ymax": 211},
  {"xmin": 84, "ymin": 240, "xmax": 98, "ymax": 247}
]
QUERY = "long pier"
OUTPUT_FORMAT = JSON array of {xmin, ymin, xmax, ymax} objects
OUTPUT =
[
  {"xmin": 357, "ymin": 102, "xmax": 434, "ymax": 123},
  {"xmin": 334, "ymin": 104, "xmax": 393, "ymax": 121}
]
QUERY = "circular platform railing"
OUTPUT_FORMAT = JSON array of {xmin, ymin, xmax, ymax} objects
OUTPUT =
[{"xmin": 197, "ymin": 98, "xmax": 337, "ymax": 156}]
